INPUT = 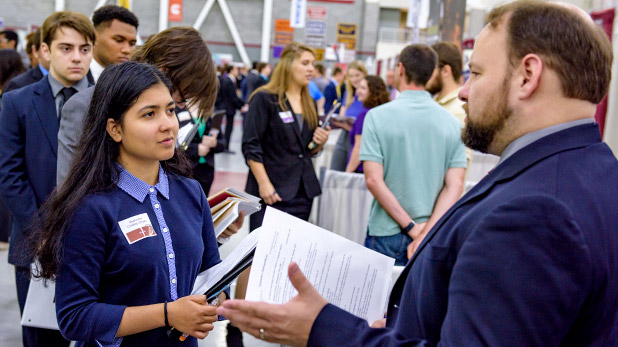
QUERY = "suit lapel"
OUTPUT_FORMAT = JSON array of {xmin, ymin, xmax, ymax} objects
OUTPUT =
[
  {"xmin": 284, "ymin": 99, "xmax": 305, "ymax": 148},
  {"xmin": 32, "ymin": 79, "xmax": 59, "ymax": 157},
  {"xmin": 389, "ymin": 123, "xmax": 602, "ymax": 301}
]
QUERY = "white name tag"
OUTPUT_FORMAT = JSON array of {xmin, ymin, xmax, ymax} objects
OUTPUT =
[
  {"xmin": 278, "ymin": 111, "xmax": 294, "ymax": 123},
  {"xmin": 118, "ymin": 213, "xmax": 157, "ymax": 244},
  {"xmin": 177, "ymin": 110, "xmax": 192, "ymax": 122}
]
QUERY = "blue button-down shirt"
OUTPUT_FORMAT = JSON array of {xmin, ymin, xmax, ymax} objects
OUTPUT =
[{"xmin": 56, "ymin": 165, "xmax": 221, "ymax": 347}]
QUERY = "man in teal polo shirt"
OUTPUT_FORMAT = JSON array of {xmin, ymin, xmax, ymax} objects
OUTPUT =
[{"xmin": 361, "ymin": 44, "xmax": 467, "ymax": 265}]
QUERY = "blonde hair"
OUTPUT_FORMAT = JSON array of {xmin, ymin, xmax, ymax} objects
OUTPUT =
[
  {"xmin": 251, "ymin": 42, "xmax": 318, "ymax": 129},
  {"xmin": 344, "ymin": 60, "xmax": 368, "ymax": 107}
]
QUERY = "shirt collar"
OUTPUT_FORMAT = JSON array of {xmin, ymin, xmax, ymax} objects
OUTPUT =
[
  {"xmin": 399, "ymin": 90, "xmax": 432, "ymax": 100},
  {"xmin": 38, "ymin": 64, "xmax": 49, "ymax": 76},
  {"xmin": 435, "ymin": 88, "xmax": 461, "ymax": 106},
  {"xmin": 47, "ymin": 73, "xmax": 90, "ymax": 98},
  {"xmin": 90, "ymin": 58, "xmax": 105, "ymax": 83},
  {"xmin": 116, "ymin": 164, "xmax": 170, "ymax": 202},
  {"xmin": 498, "ymin": 118, "xmax": 596, "ymax": 165}
]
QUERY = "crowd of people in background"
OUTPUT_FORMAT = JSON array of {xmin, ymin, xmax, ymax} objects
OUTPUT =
[{"xmin": 0, "ymin": 1, "xmax": 617, "ymax": 346}]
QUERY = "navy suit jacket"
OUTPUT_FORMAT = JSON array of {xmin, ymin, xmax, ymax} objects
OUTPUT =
[
  {"xmin": 0, "ymin": 77, "xmax": 60, "ymax": 267},
  {"xmin": 3, "ymin": 66, "xmax": 44, "ymax": 94},
  {"xmin": 309, "ymin": 123, "xmax": 618, "ymax": 346}
]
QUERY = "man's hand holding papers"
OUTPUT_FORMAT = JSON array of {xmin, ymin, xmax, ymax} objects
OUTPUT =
[
  {"xmin": 217, "ymin": 262, "xmax": 327, "ymax": 346},
  {"xmin": 217, "ymin": 207, "xmax": 396, "ymax": 346}
]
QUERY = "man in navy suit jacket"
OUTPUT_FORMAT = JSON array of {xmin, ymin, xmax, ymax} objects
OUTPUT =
[
  {"xmin": 0, "ymin": 11, "xmax": 95, "ymax": 347},
  {"xmin": 217, "ymin": 2, "xmax": 618, "ymax": 345}
]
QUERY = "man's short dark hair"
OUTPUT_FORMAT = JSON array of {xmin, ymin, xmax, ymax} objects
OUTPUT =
[
  {"xmin": 224, "ymin": 64, "xmax": 234, "ymax": 74},
  {"xmin": 0, "ymin": 30, "xmax": 18, "ymax": 47},
  {"xmin": 432, "ymin": 41, "xmax": 463, "ymax": 82},
  {"xmin": 399, "ymin": 44, "xmax": 437, "ymax": 86},
  {"xmin": 487, "ymin": 0, "xmax": 612, "ymax": 104},
  {"xmin": 92, "ymin": 5, "xmax": 139, "ymax": 30},
  {"xmin": 314, "ymin": 63, "xmax": 324, "ymax": 75},
  {"xmin": 332, "ymin": 66, "xmax": 343, "ymax": 76},
  {"xmin": 256, "ymin": 62, "xmax": 269, "ymax": 73},
  {"xmin": 26, "ymin": 28, "xmax": 42, "ymax": 54}
]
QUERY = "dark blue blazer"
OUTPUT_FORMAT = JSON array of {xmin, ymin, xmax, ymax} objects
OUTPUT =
[
  {"xmin": 3, "ymin": 66, "xmax": 44, "ymax": 94},
  {"xmin": 0, "ymin": 77, "xmax": 60, "ymax": 267},
  {"xmin": 309, "ymin": 123, "xmax": 618, "ymax": 346},
  {"xmin": 323, "ymin": 80, "xmax": 343, "ymax": 114}
]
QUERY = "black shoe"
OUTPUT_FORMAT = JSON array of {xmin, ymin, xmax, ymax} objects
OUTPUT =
[{"xmin": 226, "ymin": 323, "xmax": 244, "ymax": 347}]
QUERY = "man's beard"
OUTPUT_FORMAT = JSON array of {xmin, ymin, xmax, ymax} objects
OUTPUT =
[
  {"xmin": 426, "ymin": 73, "xmax": 443, "ymax": 95},
  {"xmin": 461, "ymin": 83, "xmax": 512, "ymax": 154}
]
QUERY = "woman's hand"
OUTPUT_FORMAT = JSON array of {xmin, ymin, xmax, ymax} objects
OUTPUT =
[
  {"xmin": 259, "ymin": 181, "xmax": 282, "ymax": 205},
  {"xmin": 219, "ymin": 211, "xmax": 245, "ymax": 238},
  {"xmin": 168, "ymin": 295, "xmax": 218, "ymax": 339},
  {"xmin": 312, "ymin": 126, "xmax": 330, "ymax": 147},
  {"xmin": 198, "ymin": 143, "xmax": 210, "ymax": 156},
  {"xmin": 202, "ymin": 135, "xmax": 217, "ymax": 148}
]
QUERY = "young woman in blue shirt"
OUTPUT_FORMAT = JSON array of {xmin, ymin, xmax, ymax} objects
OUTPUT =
[{"xmin": 32, "ymin": 62, "xmax": 224, "ymax": 346}]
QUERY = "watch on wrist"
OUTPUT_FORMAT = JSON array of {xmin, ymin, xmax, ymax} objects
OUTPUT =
[{"xmin": 400, "ymin": 221, "xmax": 416, "ymax": 236}]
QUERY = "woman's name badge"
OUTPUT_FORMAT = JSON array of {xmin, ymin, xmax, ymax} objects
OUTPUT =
[
  {"xmin": 118, "ymin": 213, "xmax": 157, "ymax": 244},
  {"xmin": 278, "ymin": 111, "xmax": 294, "ymax": 123}
]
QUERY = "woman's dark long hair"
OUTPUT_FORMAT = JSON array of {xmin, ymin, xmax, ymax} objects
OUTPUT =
[
  {"xmin": 0, "ymin": 49, "xmax": 25, "ymax": 90},
  {"xmin": 32, "ymin": 62, "xmax": 191, "ymax": 280}
]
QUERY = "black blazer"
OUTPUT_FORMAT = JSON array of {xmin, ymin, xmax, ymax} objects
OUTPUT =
[
  {"xmin": 242, "ymin": 90, "xmax": 321, "ymax": 201},
  {"xmin": 215, "ymin": 75, "xmax": 243, "ymax": 115},
  {"xmin": 3, "ymin": 66, "xmax": 44, "ymax": 94},
  {"xmin": 179, "ymin": 108, "xmax": 225, "ymax": 169}
]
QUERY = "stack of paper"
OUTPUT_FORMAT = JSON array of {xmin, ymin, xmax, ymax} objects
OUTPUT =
[
  {"xmin": 208, "ymin": 187, "xmax": 261, "ymax": 238},
  {"xmin": 191, "ymin": 227, "xmax": 264, "ymax": 299},
  {"xmin": 246, "ymin": 208, "xmax": 395, "ymax": 324}
]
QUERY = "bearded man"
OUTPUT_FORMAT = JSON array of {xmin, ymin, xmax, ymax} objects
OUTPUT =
[{"xmin": 217, "ymin": 1, "xmax": 618, "ymax": 345}]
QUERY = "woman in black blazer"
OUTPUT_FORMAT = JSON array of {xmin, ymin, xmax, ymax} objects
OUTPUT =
[{"xmin": 242, "ymin": 42, "xmax": 330, "ymax": 231}]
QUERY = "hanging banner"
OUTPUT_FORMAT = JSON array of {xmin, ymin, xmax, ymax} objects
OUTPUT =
[
  {"xmin": 306, "ymin": 20, "xmax": 327, "ymax": 35},
  {"xmin": 274, "ymin": 19, "xmax": 294, "ymax": 46},
  {"xmin": 406, "ymin": 0, "xmax": 429, "ymax": 29},
  {"xmin": 307, "ymin": 6, "xmax": 327, "ymax": 20},
  {"xmin": 117, "ymin": 0, "xmax": 132, "ymax": 10},
  {"xmin": 169, "ymin": 0, "xmax": 183, "ymax": 22},
  {"xmin": 290, "ymin": 0, "xmax": 307, "ymax": 28},
  {"xmin": 336, "ymin": 23, "xmax": 357, "ymax": 50}
]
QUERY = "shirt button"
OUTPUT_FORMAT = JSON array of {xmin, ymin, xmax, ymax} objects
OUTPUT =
[
  {"xmin": 163, "ymin": 228, "xmax": 168, "ymax": 233},
  {"xmin": 298, "ymin": 154, "xmax": 304, "ymax": 159},
  {"xmin": 171, "ymin": 278, "xmax": 177, "ymax": 284},
  {"xmin": 149, "ymin": 188, "xmax": 154, "ymax": 193},
  {"xmin": 168, "ymin": 253, "xmax": 174, "ymax": 259},
  {"xmin": 154, "ymin": 204, "xmax": 160, "ymax": 209}
]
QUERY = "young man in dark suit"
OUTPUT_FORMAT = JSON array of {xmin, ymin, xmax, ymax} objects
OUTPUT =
[
  {"xmin": 217, "ymin": 2, "xmax": 618, "ymax": 345},
  {"xmin": 0, "ymin": 11, "xmax": 95, "ymax": 347},
  {"xmin": 217, "ymin": 65, "xmax": 244, "ymax": 152}
]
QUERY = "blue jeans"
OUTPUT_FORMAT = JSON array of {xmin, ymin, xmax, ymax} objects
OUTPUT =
[{"xmin": 365, "ymin": 233, "xmax": 412, "ymax": 266}]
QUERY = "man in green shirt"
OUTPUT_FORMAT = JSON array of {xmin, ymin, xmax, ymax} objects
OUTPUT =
[{"xmin": 360, "ymin": 44, "xmax": 467, "ymax": 265}]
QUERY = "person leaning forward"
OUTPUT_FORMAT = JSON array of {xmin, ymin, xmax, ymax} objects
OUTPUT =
[{"xmin": 216, "ymin": 1, "xmax": 618, "ymax": 345}]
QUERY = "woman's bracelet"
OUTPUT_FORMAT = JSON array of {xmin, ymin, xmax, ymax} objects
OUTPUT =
[{"xmin": 164, "ymin": 301, "xmax": 170, "ymax": 329}]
